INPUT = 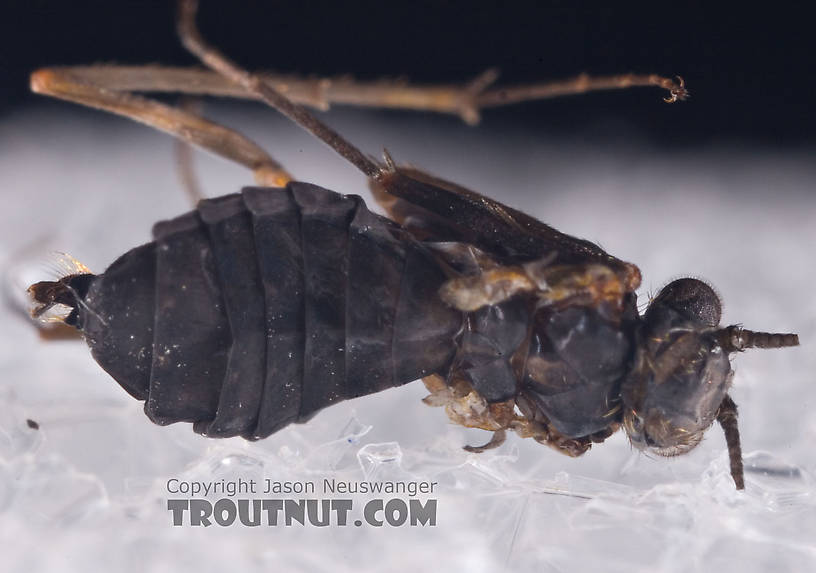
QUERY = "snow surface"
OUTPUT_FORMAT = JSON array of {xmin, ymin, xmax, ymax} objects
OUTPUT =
[{"xmin": 1, "ymin": 105, "xmax": 814, "ymax": 572}]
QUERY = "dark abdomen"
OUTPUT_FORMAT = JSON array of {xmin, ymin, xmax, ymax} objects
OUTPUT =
[{"xmin": 77, "ymin": 183, "xmax": 463, "ymax": 440}]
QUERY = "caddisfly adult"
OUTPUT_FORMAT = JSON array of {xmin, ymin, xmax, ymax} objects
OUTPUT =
[{"xmin": 28, "ymin": 0, "xmax": 798, "ymax": 490}]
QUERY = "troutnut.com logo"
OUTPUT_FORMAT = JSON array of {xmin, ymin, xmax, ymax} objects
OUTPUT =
[{"xmin": 166, "ymin": 478, "xmax": 438, "ymax": 527}]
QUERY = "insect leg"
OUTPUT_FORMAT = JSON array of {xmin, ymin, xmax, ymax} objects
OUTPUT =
[
  {"xmin": 39, "ymin": 65, "xmax": 686, "ymax": 125},
  {"xmin": 424, "ymin": 372, "xmax": 600, "ymax": 457},
  {"xmin": 49, "ymin": 65, "xmax": 497, "ymax": 125},
  {"xmin": 175, "ymin": 135, "xmax": 204, "ymax": 204},
  {"xmin": 716, "ymin": 394, "xmax": 745, "ymax": 490},
  {"xmin": 463, "ymin": 430, "xmax": 507, "ymax": 453},
  {"xmin": 174, "ymin": 98, "xmax": 206, "ymax": 203},
  {"xmin": 29, "ymin": 67, "xmax": 292, "ymax": 187},
  {"xmin": 509, "ymin": 416, "xmax": 593, "ymax": 458},
  {"xmin": 177, "ymin": 0, "xmax": 381, "ymax": 179},
  {"xmin": 422, "ymin": 375, "xmax": 515, "ymax": 431},
  {"xmin": 478, "ymin": 73, "xmax": 689, "ymax": 108}
]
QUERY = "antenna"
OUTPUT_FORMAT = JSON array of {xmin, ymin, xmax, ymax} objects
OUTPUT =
[{"xmin": 717, "ymin": 325, "xmax": 800, "ymax": 352}]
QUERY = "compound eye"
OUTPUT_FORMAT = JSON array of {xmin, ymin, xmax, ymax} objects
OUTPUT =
[{"xmin": 649, "ymin": 278, "xmax": 722, "ymax": 327}]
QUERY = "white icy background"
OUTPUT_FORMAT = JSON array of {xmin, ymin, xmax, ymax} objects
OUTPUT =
[{"xmin": 1, "ymin": 105, "xmax": 814, "ymax": 572}]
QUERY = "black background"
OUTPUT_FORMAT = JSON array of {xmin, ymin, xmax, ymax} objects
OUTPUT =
[{"xmin": 2, "ymin": 1, "xmax": 813, "ymax": 147}]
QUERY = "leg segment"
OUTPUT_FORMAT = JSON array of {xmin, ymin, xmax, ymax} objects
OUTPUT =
[
  {"xmin": 716, "ymin": 394, "xmax": 745, "ymax": 490},
  {"xmin": 509, "ymin": 417, "xmax": 593, "ymax": 457},
  {"xmin": 174, "ymin": 98, "xmax": 206, "ymax": 203},
  {"xmin": 177, "ymin": 0, "xmax": 381, "ymax": 179},
  {"xmin": 42, "ymin": 65, "xmax": 685, "ymax": 126},
  {"xmin": 421, "ymin": 374, "xmax": 612, "ymax": 457},
  {"xmin": 30, "ymin": 67, "xmax": 292, "ymax": 187},
  {"xmin": 422, "ymin": 374, "xmax": 515, "ymax": 433},
  {"xmin": 464, "ymin": 430, "xmax": 507, "ymax": 453}
]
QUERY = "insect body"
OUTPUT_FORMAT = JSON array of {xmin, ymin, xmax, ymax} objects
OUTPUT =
[{"xmin": 28, "ymin": 0, "xmax": 799, "ymax": 490}]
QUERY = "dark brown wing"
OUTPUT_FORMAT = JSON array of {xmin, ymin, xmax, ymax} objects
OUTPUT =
[{"xmin": 372, "ymin": 165, "xmax": 639, "ymax": 286}]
